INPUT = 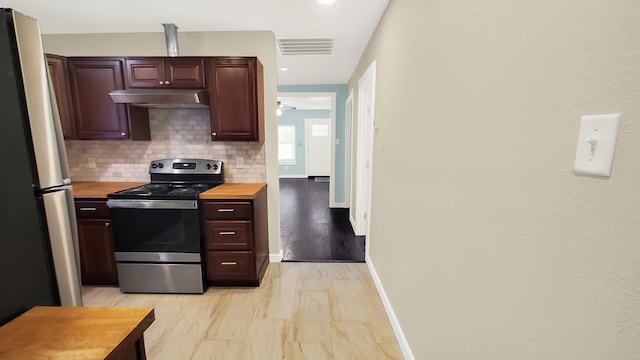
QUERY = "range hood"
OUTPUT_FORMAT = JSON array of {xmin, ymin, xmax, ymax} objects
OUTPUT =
[
  {"xmin": 108, "ymin": 23, "xmax": 209, "ymax": 109},
  {"xmin": 109, "ymin": 89, "xmax": 209, "ymax": 109}
]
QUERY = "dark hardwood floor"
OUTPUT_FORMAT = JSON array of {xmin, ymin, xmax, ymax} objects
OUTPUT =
[{"xmin": 280, "ymin": 178, "xmax": 365, "ymax": 262}]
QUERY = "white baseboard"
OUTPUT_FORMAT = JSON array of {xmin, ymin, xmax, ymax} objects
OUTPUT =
[
  {"xmin": 366, "ymin": 256, "xmax": 415, "ymax": 360},
  {"xmin": 278, "ymin": 175, "xmax": 308, "ymax": 179},
  {"xmin": 330, "ymin": 202, "xmax": 346, "ymax": 209},
  {"xmin": 269, "ymin": 250, "xmax": 284, "ymax": 262}
]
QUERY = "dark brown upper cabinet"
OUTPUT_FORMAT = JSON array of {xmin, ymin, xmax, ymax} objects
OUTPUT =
[
  {"xmin": 67, "ymin": 58, "xmax": 150, "ymax": 141},
  {"xmin": 206, "ymin": 57, "xmax": 264, "ymax": 142},
  {"xmin": 125, "ymin": 57, "xmax": 205, "ymax": 89},
  {"xmin": 46, "ymin": 54, "xmax": 75, "ymax": 139}
]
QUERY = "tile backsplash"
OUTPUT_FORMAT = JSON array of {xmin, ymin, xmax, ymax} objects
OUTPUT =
[{"xmin": 66, "ymin": 109, "xmax": 266, "ymax": 183}]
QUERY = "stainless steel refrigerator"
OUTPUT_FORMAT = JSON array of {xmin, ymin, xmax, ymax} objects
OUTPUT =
[{"xmin": 0, "ymin": 8, "xmax": 82, "ymax": 325}]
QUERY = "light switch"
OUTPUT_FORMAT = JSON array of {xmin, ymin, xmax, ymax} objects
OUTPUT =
[
  {"xmin": 574, "ymin": 114, "xmax": 621, "ymax": 177},
  {"xmin": 87, "ymin": 157, "xmax": 96, "ymax": 169},
  {"xmin": 236, "ymin": 156, "xmax": 244, "ymax": 169}
]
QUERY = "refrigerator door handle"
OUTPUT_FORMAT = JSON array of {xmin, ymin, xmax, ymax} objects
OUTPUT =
[
  {"xmin": 42, "ymin": 189, "xmax": 83, "ymax": 306},
  {"xmin": 46, "ymin": 66, "xmax": 72, "ymax": 185}
]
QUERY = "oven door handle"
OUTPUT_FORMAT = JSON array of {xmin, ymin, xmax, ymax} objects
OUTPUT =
[{"xmin": 106, "ymin": 199, "xmax": 198, "ymax": 209}]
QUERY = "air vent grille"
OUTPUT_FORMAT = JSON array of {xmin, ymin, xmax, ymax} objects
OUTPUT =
[{"xmin": 277, "ymin": 38, "xmax": 334, "ymax": 56}]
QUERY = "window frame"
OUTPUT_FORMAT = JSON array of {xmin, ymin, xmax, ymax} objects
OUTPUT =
[{"xmin": 278, "ymin": 125, "xmax": 297, "ymax": 166}]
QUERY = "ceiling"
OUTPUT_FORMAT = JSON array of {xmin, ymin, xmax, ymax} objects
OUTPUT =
[{"xmin": 2, "ymin": 0, "xmax": 390, "ymax": 85}]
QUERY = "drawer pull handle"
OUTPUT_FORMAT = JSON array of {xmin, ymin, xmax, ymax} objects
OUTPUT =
[
  {"xmin": 79, "ymin": 207, "xmax": 97, "ymax": 211},
  {"xmin": 219, "ymin": 231, "xmax": 236, "ymax": 235},
  {"xmin": 220, "ymin": 262, "xmax": 237, "ymax": 266},
  {"xmin": 217, "ymin": 209, "xmax": 235, "ymax": 212}
]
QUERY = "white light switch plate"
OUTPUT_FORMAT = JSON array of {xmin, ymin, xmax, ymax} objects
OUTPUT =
[
  {"xmin": 236, "ymin": 156, "xmax": 244, "ymax": 169},
  {"xmin": 574, "ymin": 114, "xmax": 621, "ymax": 177}
]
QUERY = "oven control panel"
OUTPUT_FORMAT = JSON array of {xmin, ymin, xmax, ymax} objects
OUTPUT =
[{"xmin": 149, "ymin": 159, "xmax": 223, "ymax": 175}]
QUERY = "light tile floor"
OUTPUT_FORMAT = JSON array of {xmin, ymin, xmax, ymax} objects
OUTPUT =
[{"xmin": 82, "ymin": 262, "xmax": 403, "ymax": 360}]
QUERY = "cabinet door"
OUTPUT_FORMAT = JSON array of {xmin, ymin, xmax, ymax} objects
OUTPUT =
[
  {"xmin": 46, "ymin": 55, "xmax": 75, "ymax": 139},
  {"xmin": 207, "ymin": 58, "xmax": 264, "ymax": 142},
  {"xmin": 125, "ymin": 58, "xmax": 165, "ymax": 88},
  {"xmin": 165, "ymin": 58, "xmax": 205, "ymax": 88},
  {"xmin": 77, "ymin": 219, "xmax": 118, "ymax": 285},
  {"xmin": 67, "ymin": 58, "xmax": 130, "ymax": 140}
]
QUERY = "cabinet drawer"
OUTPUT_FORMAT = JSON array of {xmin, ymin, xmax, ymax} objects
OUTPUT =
[
  {"xmin": 75, "ymin": 201, "xmax": 110, "ymax": 219},
  {"xmin": 203, "ymin": 202, "xmax": 251, "ymax": 220},
  {"xmin": 207, "ymin": 251, "xmax": 254, "ymax": 280},
  {"xmin": 205, "ymin": 221, "xmax": 252, "ymax": 250}
]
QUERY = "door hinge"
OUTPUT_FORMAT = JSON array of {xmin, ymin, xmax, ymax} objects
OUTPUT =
[{"xmin": 363, "ymin": 212, "xmax": 367, "ymax": 220}]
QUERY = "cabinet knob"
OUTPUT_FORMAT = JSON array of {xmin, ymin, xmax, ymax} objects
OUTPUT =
[
  {"xmin": 165, "ymin": 80, "xmax": 170, "ymax": 85},
  {"xmin": 121, "ymin": 132, "xmax": 127, "ymax": 136},
  {"xmin": 159, "ymin": 81, "xmax": 164, "ymax": 85},
  {"xmin": 211, "ymin": 132, "xmax": 217, "ymax": 137}
]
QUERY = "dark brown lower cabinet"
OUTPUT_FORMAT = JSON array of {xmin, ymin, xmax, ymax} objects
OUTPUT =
[
  {"xmin": 203, "ymin": 187, "xmax": 269, "ymax": 286},
  {"xmin": 75, "ymin": 200, "xmax": 118, "ymax": 286}
]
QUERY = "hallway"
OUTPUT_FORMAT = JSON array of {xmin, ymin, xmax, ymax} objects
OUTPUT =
[{"xmin": 280, "ymin": 178, "xmax": 365, "ymax": 262}]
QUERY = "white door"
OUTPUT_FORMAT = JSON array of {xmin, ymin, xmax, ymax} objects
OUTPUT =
[
  {"xmin": 305, "ymin": 118, "xmax": 331, "ymax": 176},
  {"xmin": 354, "ymin": 61, "xmax": 376, "ymax": 238}
]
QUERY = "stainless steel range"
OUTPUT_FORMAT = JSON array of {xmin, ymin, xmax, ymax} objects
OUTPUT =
[{"xmin": 106, "ymin": 158, "xmax": 224, "ymax": 294}]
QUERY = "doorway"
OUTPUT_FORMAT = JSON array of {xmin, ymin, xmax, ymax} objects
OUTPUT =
[
  {"xmin": 353, "ymin": 61, "xmax": 376, "ymax": 252},
  {"xmin": 277, "ymin": 91, "xmax": 363, "ymax": 261}
]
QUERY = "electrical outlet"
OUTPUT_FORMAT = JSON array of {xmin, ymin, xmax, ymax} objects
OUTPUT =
[
  {"xmin": 87, "ymin": 157, "xmax": 96, "ymax": 169},
  {"xmin": 236, "ymin": 156, "xmax": 244, "ymax": 169}
]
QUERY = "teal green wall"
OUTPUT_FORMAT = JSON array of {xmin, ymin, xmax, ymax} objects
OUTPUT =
[
  {"xmin": 278, "ymin": 109, "xmax": 331, "ymax": 177},
  {"xmin": 278, "ymin": 84, "xmax": 348, "ymax": 205}
]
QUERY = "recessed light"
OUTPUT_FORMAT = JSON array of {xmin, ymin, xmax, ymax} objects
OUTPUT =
[
  {"xmin": 317, "ymin": 0, "xmax": 336, "ymax": 4},
  {"xmin": 280, "ymin": 67, "xmax": 289, "ymax": 71}
]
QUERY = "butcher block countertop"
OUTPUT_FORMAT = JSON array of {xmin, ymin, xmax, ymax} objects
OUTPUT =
[
  {"xmin": 200, "ymin": 183, "xmax": 267, "ymax": 200},
  {"xmin": 73, "ymin": 181, "xmax": 145, "ymax": 199},
  {"xmin": 0, "ymin": 306, "xmax": 155, "ymax": 360},
  {"xmin": 72, "ymin": 181, "xmax": 267, "ymax": 200}
]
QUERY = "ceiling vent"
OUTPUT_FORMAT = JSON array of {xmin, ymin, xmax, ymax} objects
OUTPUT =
[{"xmin": 277, "ymin": 38, "xmax": 334, "ymax": 56}]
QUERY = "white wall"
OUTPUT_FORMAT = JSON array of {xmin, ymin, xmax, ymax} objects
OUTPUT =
[
  {"xmin": 43, "ymin": 31, "xmax": 282, "ymax": 257},
  {"xmin": 348, "ymin": 0, "xmax": 640, "ymax": 358}
]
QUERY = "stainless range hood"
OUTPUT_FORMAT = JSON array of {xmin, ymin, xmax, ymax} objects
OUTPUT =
[
  {"xmin": 108, "ymin": 23, "xmax": 209, "ymax": 109},
  {"xmin": 109, "ymin": 89, "xmax": 209, "ymax": 109}
]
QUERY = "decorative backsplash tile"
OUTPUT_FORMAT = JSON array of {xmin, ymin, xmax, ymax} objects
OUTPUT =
[{"xmin": 65, "ymin": 109, "xmax": 266, "ymax": 183}]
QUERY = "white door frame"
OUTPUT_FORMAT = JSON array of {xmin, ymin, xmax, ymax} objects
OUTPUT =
[
  {"xmin": 304, "ymin": 118, "xmax": 331, "ymax": 176},
  {"xmin": 278, "ymin": 92, "xmax": 338, "ymax": 207},
  {"xmin": 354, "ymin": 61, "xmax": 376, "ymax": 246},
  {"xmin": 345, "ymin": 90, "xmax": 354, "ymax": 209}
]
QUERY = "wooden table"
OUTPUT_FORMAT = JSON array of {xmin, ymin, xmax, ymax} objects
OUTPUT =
[{"xmin": 0, "ymin": 306, "xmax": 155, "ymax": 359}]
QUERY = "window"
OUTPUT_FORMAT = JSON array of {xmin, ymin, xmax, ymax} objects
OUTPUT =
[{"xmin": 278, "ymin": 125, "xmax": 296, "ymax": 165}]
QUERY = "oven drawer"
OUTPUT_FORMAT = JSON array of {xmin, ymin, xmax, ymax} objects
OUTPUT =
[
  {"xmin": 75, "ymin": 201, "xmax": 110, "ymax": 219},
  {"xmin": 117, "ymin": 262, "xmax": 204, "ymax": 294},
  {"xmin": 207, "ymin": 251, "xmax": 254, "ymax": 280},
  {"xmin": 205, "ymin": 221, "xmax": 252, "ymax": 250},
  {"xmin": 203, "ymin": 202, "xmax": 251, "ymax": 220}
]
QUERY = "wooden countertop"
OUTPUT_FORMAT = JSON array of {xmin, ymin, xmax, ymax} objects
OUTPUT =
[
  {"xmin": 72, "ymin": 181, "xmax": 266, "ymax": 200},
  {"xmin": 73, "ymin": 182, "xmax": 145, "ymax": 199},
  {"xmin": 200, "ymin": 183, "xmax": 267, "ymax": 200},
  {"xmin": 0, "ymin": 306, "xmax": 155, "ymax": 360}
]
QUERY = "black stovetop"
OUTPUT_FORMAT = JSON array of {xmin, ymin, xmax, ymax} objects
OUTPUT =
[
  {"xmin": 107, "ymin": 182, "xmax": 220, "ymax": 200},
  {"xmin": 107, "ymin": 158, "xmax": 224, "ymax": 200}
]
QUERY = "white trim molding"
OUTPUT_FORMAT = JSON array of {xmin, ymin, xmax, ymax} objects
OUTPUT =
[
  {"xmin": 330, "ymin": 202, "xmax": 346, "ymax": 209},
  {"xmin": 269, "ymin": 250, "xmax": 284, "ymax": 262},
  {"xmin": 366, "ymin": 256, "xmax": 415, "ymax": 360}
]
